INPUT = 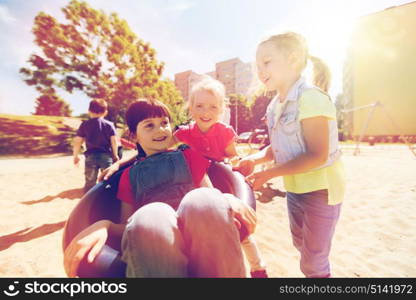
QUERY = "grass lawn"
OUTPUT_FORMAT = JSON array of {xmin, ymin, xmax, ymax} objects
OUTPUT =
[{"xmin": 0, "ymin": 114, "xmax": 82, "ymax": 156}]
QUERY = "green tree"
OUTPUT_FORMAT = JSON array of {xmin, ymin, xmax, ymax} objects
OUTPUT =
[
  {"xmin": 250, "ymin": 95, "xmax": 272, "ymax": 131},
  {"xmin": 20, "ymin": 0, "xmax": 184, "ymax": 124},
  {"xmin": 34, "ymin": 93, "xmax": 72, "ymax": 116},
  {"xmin": 335, "ymin": 93, "xmax": 352, "ymax": 141}
]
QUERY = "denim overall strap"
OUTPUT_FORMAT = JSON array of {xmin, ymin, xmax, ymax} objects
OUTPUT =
[
  {"xmin": 129, "ymin": 147, "xmax": 194, "ymax": 210},
  {"xmin": 266, "ymin": 82, "xmax": 341, "ymax": 169}
]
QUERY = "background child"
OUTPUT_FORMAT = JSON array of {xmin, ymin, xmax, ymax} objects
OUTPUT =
[
  {"xmin": 64, "ymin": 99, "xmax": 256, "ymax": 278},
  {"xmin": 73, "ymin": 99, "xmax": 119, "ymax": 193},
  {"xmin": 174, "ymin": 77, "xmax": 268, "ymax": 278},
  {"xmin": 235, "ymin": 32, "xmax": 345, "ymax": 278}
]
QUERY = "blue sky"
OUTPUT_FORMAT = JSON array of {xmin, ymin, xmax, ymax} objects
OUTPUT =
[{"xmin": 0, "ymin": 0, "xmax": 411, "ymax": 116}]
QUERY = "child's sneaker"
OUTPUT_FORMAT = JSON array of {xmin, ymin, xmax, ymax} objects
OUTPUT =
[{"xmin": 250, "ymin": 269, "xmax": 268, "ymax": 278}]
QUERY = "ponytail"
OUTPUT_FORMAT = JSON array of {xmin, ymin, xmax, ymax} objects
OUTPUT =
[{"xmin": 309, "ymin": 56, "xmax": 331, "ymax": 92}]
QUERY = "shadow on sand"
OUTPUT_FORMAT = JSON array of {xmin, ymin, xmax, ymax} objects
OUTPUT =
[
  {"xmin": 255, "ymin": 182, "xmax": 286, "ymax": 203},
  {"xmin": 21, "ymin": 188, "xmax": 83, "ymax": 205},
  {"xmin": 0, "ymin": 221, "xmax": 66, "ymax": 251}
]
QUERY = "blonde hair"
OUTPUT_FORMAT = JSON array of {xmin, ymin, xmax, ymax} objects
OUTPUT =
[
  {"xmin": 309, "ymin": 56, "xmax": 331, "ymax": 92},
  {"xmin": 259, "ymin": 31, "xmax": 331, "ymax": 92},
  {"xmin": 189, "ymin": 76, "xmax": 227, "ymax": 111}
]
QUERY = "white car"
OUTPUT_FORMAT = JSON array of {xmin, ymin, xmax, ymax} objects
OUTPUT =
[{"xmin": 237, "ymin": 132, "xmax": 252, "ymax": 143}]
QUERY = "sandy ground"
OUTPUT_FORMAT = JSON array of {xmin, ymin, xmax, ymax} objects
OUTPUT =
[{"xmin": 0, "ymin": 145, "xmax": 415, "ymax": 277}]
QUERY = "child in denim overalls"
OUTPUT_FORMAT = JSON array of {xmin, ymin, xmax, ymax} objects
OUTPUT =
[
  {"xmin": 174, "ymin": 76, "xmax": 268, "ymax": 278},
  {"xmin": 236, "ymin": 32, "xmax": 345, "ymax": 278},
  {"xmin": 64, "ymin": 98, "xmax": 256, "ymax": 278}
]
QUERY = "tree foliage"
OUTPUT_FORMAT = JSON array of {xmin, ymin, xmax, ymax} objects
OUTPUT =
[
  {"xmin": 34, "ymin": 93, "xmax": 72, "ymax": 116},
  {"xmin": 228, "ymin": 94, "xmax": 252, "ymax": 134},
  {"xmin": 20, "ymin": 0, "xmax": 184, "ymax": 123},
  {"xmin": 334, "ymin": 93, "xmax": 351, "ymax": 140},
  {"xmin": 250, "ymin": 95, "xmax": 272, "ymax": 131}
]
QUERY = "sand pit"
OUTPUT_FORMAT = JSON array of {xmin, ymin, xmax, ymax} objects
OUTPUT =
[{"xmin": 0, "ymin": 146, "xmax": 415, "ymax": 277}]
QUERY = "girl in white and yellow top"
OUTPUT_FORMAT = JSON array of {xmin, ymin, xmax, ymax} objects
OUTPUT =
[{"xmin": 235, "ymin": 32, "xmax": 345, "ymax": 278}]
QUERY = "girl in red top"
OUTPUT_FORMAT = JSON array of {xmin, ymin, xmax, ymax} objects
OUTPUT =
[
  {"xmin": 174, "ymin": 76, "xmax": 238, "ymax": 163},
  {"xmin": 175, "ymin": 77, "xmax": 268, "ymax": 278}
]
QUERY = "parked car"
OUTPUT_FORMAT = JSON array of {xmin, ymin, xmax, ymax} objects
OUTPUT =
[
  {"xmin": 237, "ymin": 129, "xmax": 269, "ymax": 144},
  {"xmin": 251, "ymin": 129, "xmax": 269, "ymax": 144},
  {"xmin": 237, "ymin": 131, "xmax": 252, "ymax": 143}
]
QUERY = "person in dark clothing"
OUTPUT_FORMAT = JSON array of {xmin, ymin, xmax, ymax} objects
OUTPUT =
[{"xmin": 73, "ymin": 99, "xmax": 119, "ymax": 193}]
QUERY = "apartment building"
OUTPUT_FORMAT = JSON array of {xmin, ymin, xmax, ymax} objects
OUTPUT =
[
  {"xmin": 235, "ymin": 61, "xmax": 255, "ymax": 95},
  {"xmin": 215, "ymin": 58, "xmax": 241, "ymax": 95},
  {"xmin": 174, "ymin": 57, "xmax": 257, "ymax": 101},
  {"xmin": 174, "ymin": 70, "xmax": 203, "ymax": 102},
  {"xmin": 344, "ymin": 1, "xmax": 416, "ymax": 139}
]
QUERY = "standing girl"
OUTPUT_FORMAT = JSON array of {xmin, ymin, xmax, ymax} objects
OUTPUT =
[
  {"xmin": 174, "ymin": 77, "xmax": 268, "ymax": 278},
  {"xmin": 236, "ymin": 32, "xmax": 345, "ymax": 277}
]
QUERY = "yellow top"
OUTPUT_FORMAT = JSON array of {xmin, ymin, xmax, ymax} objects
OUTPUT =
[{"xmin": 283, "ymin": 89, "xmax": 345, "ymax": 205}]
